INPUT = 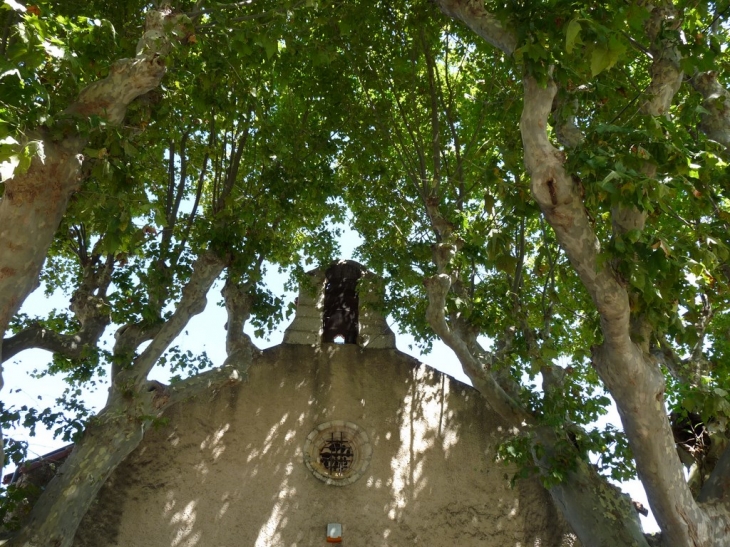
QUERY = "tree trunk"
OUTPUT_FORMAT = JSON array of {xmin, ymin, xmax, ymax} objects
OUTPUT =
[
  {"xmin": 521, "ymin": 73, "xmax": 730, "ymax": 547},
  {"xmin": 5, "ymin": 252, "xmax": 240, "ymax": 544},
  {"xmin": 547, "ymin": 458, "xmax": 648, "ymax": 547},
  {"xmin": 6, "ymin": 401, "xmax": 144, "ymax": 547},
  {"xmin": 424, "ymin": 267, "xmax": 651, "ymax": 546},
  {"xmin": 0, "ymin": 134, "xmax": 83, "ymax": 340},
  {"xmin": 0, "ymin": 6, "xmax": 182, "ymax": 337},
  {"xmin": 6, "ymin": 348, "xmax": 254, "ymax": 547},
  {"xmin": 0, "ymin": 6, "xmax": 189, "ymax": 476}
]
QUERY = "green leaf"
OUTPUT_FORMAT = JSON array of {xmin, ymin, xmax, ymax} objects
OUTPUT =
[
  {"xmin": 591, "ymin": 46, "xmax": 611, "ymax": 77},
  {"xmin": 122, "ymin": 141, "xmax": 138, "ymax": 157},
  {"xmin": 626, "ymin": 4, "xmax": 650, "ymax": 31},
  {"xmin": 258, "ymin": 36, "xmax": 278, "ymax": 59},
  {"xmin": 565, "ymin": 19, "xmax": 582, "ymax": 54},
  {"xmin": 590, "ymin": 38, "xmax": 625, "ymax": 77}
]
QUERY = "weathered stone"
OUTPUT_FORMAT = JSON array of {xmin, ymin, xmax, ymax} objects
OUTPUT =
[{"xmin": 74, "ymin": 344, "xmax": 577, "ymax": 547}]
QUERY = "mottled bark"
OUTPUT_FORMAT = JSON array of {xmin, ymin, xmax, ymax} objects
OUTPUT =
[
  {"xmin": 6, "ymin": 402, "xmax": 145, "ymax": 547},
  {"xmin": 642, "ymin": 3, "xmax": 683, "ymax": 116},
  {"xmin": 0, "ymin": 6, "xmax": 190, "ymax": 477},
  {"xmin": 698, "ymin": 443, "xmax": 730, "ymax": 503},
  {"xmin": 221, "ymin": 276, "xmax": 257, "ymax": 370},
  {"xmin": 0, "ymin": 136, "xmax": 83, "ymax": 352},
  {"xmin": 521, "ymin": 73, "xmax": 730, "ymax": 546},
  {"xmin": 0, "ymin": 6, "xmax": 185, "ymax": 338},
  {"xmin": 424, "ymin": 269, "xmax": 533, "ymax": 427},
  {"xmin": 690, "ymin": 71, "xmax": 730, "ymax": 149},
  {"xmin": 425, "ymin": 3, "xmax": 659, "ymax": 543},
  {"xmin": 433, "ymin": 0, "xmax": 516, "ymax": 55},
  {"xmin": 6, "ymin": 253, "xmax": 227, "ymax": 547},
  {"xmin": 423, "ymin": 260, "xmax": 651, "ymax": 547},
  {"xmin": 552, "ymin": 94, "xmax": 584, "ymax": 149},
  {"xmin": 432, "ymin": 1, "xmax": 730, "ymax": 545},
  {"xmin": 115, "ymin": 252, "xmax": 225, "ymax": 387},
  {"xmin": 544, "ymin": 451, "xmax": 647, "ymax": 546}
]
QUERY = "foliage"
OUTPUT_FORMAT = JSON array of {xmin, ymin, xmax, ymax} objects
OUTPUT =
[{"xmin": 2, "ymin": 0, "xmax": 730, "ymax": 542}]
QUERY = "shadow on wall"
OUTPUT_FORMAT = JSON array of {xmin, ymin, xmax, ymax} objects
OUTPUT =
[{"xmin": 74, "ymin": 344, "xmax": 577, "ymax": 547}]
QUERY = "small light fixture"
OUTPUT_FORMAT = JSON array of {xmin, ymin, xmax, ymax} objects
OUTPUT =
[{"xmin": 327, "ymin": 523, "xmax": 342, "ymax": 543}]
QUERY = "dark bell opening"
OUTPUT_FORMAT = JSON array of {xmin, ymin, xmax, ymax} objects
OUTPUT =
[{"xmin": 322, "ymin": 262, "xmax": 361, "ymax": 344}]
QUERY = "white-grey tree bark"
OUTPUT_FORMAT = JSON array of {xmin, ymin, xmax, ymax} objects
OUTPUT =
[
  {"xmin": 5, "ymin": 252, "xmax": 255, "ymax": 547},
  {"xmin": 0, "ymin": 6, "xmax": 192, "ymax": 477}
]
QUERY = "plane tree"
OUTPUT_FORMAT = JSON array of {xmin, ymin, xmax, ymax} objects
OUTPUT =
[
  {"xmin": 3, "ymin": 1, "xmax": 730, "ymax": 546},
  {"xmin": 333, "ymin": 1, "xmax": 730, "ymax": 546},
  {"xmin": 0, "ymin": 2, "xmax": 342, "ymax": 544},
  {"xmin": 0, "ymin": 0, "xmax": 311, "ymax": 479}
]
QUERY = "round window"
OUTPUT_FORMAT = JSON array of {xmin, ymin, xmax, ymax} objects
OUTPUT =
[{"xmin": 303, "ymin": 421, "xmax": 372, "ymax": 486}]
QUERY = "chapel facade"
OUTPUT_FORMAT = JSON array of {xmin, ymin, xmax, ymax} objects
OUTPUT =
[{"xmin": 73, "ymin": 261, "xmax": 577, "ymax": 546}]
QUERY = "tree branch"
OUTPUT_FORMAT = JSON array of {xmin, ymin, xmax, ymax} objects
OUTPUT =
[
  {"xmin": 432, "ymin": 0, "xmax": 517, "ymax": 56},
  {"xmin": 2, "ymin": 253, "xmax": 114, "ymax": 363},
  {"xmin": 64, "ymin": 8, "xmax": 192, "ymax": 124},
  {"xmin": 642, "ymin": 3, "xmax": 683, "ymax": 116},
  {"xmin": 125, "ymin": 251, "xmax": 224, "ymax": 383},
  {"xmin": 690, "ymin": 71, "xmax": 730, "ymax": 149},
  {"xmin": 521, "ymin": 72, "xmax": 726, "ymax": 546}
]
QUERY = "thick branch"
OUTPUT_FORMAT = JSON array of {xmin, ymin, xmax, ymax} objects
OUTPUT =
[
  {"xmin": 125, "ymin": 252, "xmax": 224, "ymax": 383},
  {"xmin": 698, "ymin": 442, "xmax": 730, "ymax": 503},
  {"xmin": 0, "ymin": 135, "xmax": 83, "ymax": 346},
  {"xmin": 433, "ymin": 0, "xmax": 517, "ymax": 56},
  {"xmin": 2, "ymin": 323, "xmax": 96, "ymax": 363},
  {"xmin": 1, "ymin": 254, "xmax": 113, "ymax": 362},
  {"xmin": 0, "ymin": 6, "xmax": 192, "ymax": 420},
  {"xmin": 64, "ymin": 8, "xmax": 191, "ymax": 124},
  {"xmin": 424, "ymin": 261, "xmax": 649, "ymax": 547},
  {"xmin": 552, "ymin": 93, "xmax": 584, "ymax": 148},
  {"xmin": 221, "ymin": 277, "xmax": 255, "ymax": 369},
  {"xmin": 424, "ymin": 271, "xmax": 532, "ymax": 427},
  {"xmin": 642, "ymin": 3, "xmax": 683, "ymax": 116},
  {"xmin": 690, "ymin": 71, "xmax": 730, "ymax": 149},
  {"xmin": 521, "ymin": 73, "xmax": 726, "ymax": 546}
]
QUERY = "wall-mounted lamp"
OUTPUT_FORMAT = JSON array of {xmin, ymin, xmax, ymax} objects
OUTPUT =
[{"xmin": 326, "ymin": 523, "xmax": 342, "ymax": 543}]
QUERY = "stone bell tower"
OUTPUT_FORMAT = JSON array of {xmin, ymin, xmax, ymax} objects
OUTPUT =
[{"xmin": 283, "ymin": 260, "xmax": 396, "ymax": 349}]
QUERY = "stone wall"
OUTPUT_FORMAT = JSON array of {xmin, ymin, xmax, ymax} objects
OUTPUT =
[{"xmin": 74, "ymin": 344, "xmax": 577, "ymax": 546}]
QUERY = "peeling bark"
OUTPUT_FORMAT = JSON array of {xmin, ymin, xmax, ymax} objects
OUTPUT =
[
  {"xmin": 521, "ymin": 73, "xmax": 730, "ymax": 546},
  {"xmin": 221, "ymin": 276, "xmax": 257, "ymax": 369},
  {"xmin": 423, "ymin": 261, "xmax": 651, "ymax": 547},
  {"xmin": 0, "ymin": 8, "xmax": 191, "ymax": 476},
  {"xmin": 642, "ymin": 3, "xmax": 683, "ymax": 117},
  {"xmin": 0, "ymin": 136, "xmax": 84, "ymax": 347},
  {"xmin": 552, "ymin": 94, "xmax": 584, "ymax": 149},
  {"xmin": 433, "ymin": 0, "xmax": 516, "ymax": 55},
  {"xmin": 690, "ymin": 71, "xmax": 730, "ymax": 149},
  {"xmin": 6, "ymin": 253, "xmax": 226, "ymax": 547},
  {"xmin": 6, "ymin": 405, "xmax": 145, "ymax": 547}
]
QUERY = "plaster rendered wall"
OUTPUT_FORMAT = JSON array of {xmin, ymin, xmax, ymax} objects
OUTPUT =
[{"xmin": 74, "ymin": 344, "xmax": 577, "ymax": 547}]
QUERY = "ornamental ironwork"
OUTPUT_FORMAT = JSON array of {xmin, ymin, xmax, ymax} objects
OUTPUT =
[
  {"xmin": 319, "ymin": 432, "xmax": 354, "ymax": 476},
  {"xmin": 303, "ymin": 421, "xmax": 372, "ymax": 486}
]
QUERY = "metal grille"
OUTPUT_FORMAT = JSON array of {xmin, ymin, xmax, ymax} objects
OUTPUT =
[{"xmin": 319, "ymin": 432, "xmax": 353, "ymax": 476}]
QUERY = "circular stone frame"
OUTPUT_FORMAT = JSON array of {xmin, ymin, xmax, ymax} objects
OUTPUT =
[{"xmin": 303, "ymin": 420, "xmax": 372, "ymax": 486}]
